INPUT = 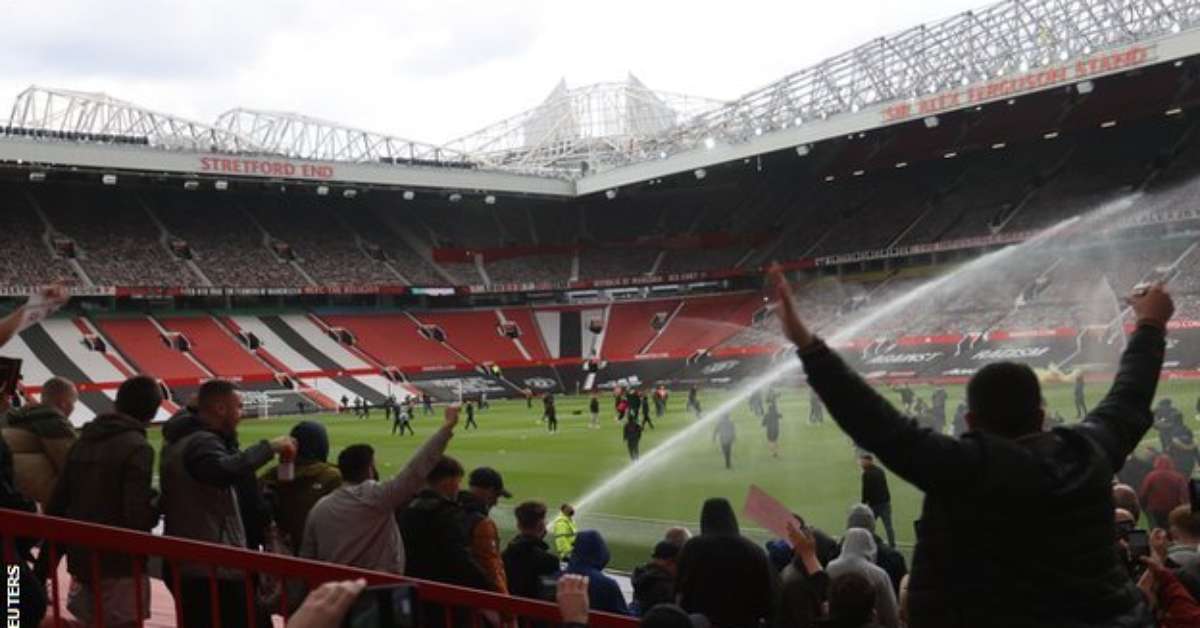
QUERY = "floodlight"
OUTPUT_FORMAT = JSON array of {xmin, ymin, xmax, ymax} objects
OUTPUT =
[
  {"xmin": 214, "ymin": 180, "xmax": 229, "ymax": 191},
  {"xmin": 343, "ymin": 189, "xmax": 358, "ymax": 198},
  {"xmin": 101, "ymin": 174, "xmax": 117, "ymax": 186},
  {"xmin": 28, "ymin": 172, "xmax": 45, "ymax": 183},
  {"xmin": 484, "ymin": 195, "xmax": 496, "ymax": 205},
  {"xmin": 449, "ymin": 193, "xmax": 463, "ymax": 202},
  {"xmin": 403, "ymin": 190, "xmax": 415, "ymax": 200},
  {"xmin": 605, "ymin": 189, "xmax": 617, "ymax": 200},
  {"xmin": 924, "ymin": 116, "xmax": 940, "ymax": 129},
  {"xmin": 1076, "ymin": 80, "xmax": 1094, "ymax": 94},
  {"xmin": 316, "ymin": 185, "xmax": 329, "ymax": 196},
  {"xmin": 693, "ymin": 169, "xmax": 707, "ymax": 180},
  {"xmin": 183, "ymin": 180, "xmax": 200, "ymax": 191},
  {"xmin": 795, "ymin": 145, "xmax": 810, "ymax": 156}
]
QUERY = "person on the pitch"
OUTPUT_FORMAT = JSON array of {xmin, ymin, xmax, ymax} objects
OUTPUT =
[
  {"xmin": 931, "ymin": 387, "xmax": 948, "ymax": 435},
  {"xmin": 392, "ymin": 400, "xmax": 413, "ymax": 436},
  {"xmin": 895, "ymin": 385, "xmax": 914, "ymax": 413},
  {"xmin": 713, "ymin": 413, "xmax": 736, "ymax": 469},
  {"xmin": 952, "ymin": 402, "xmax": 968, "ymax": 438},
  {"xmin": 589, "ymin": 392, "xmax": 600, "ymax": 429},
  {"xmin": 749, "ymin": 390, "xmax": 764, "ymax": 417},
  {"xmin": 340, "ymin": 395, "xmax": 349, "ymax": 414},
  {"xmin": 762, "ymin": 398, "xmax": 782, "ymax": 458},
  {"xmin": 655, "ymin": 385, "xmax": 667, "ymax": 417},
  {"xmin": 615, "ymin": 388, "xmax": 629, "ymax": 422},
  {"xmin": 382, "ymin": 396, "xmax": 393, "ymax": 422},
  {"xmin": 464, "ymin": 401, "xmax": 478, "ymax": 431},
  {"xmin": 809, "ymin": 388, "xmax": 824, "ymax": 424},
  {"xmin": 354, "ymin": 397, "xmax": 364, "ymax": 418},
  {"xmin": 640, "ymin": 388, "xmax": 656, "ymax": 430},
  {"xmin": 1074, "ymin": 372, "xmax": 1088, "ymax": 418},
  {"xmin": 423, "ymin": 393, "xmax": 434, "ymax": 415},
  {"xmin": 687, "ymin": 386, "xmax": 702, "ymax": 419},
  {"xmin": 624, "ymin": 414, "xmax": 643, "ymax": 461},
  {"xmin": 544, "ymin": 394, "xmax": 558, "ymax": 433},
  {"xmin": 628, "ymin": 388, "xmax": 643, "ymax": 423}
]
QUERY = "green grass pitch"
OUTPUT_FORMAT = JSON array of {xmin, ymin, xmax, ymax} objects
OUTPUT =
[{"xmin": 147, "ymin": 379, "xmax": 1199, "ymax": 571}]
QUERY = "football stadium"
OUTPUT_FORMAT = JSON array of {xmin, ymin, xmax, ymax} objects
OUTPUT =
[{"xmin": 4, "ymin": 0, "xmax": 1200, "ymax": 626}]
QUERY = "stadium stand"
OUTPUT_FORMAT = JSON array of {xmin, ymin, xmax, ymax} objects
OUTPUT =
[
  {"xmin": 34, "ymin": 187, "xmax": 199, "ymax": 287},
  {"xmin": 247, "ymin": 198, "xmax": 401, "ymax": 286},
  {"xmin": 148, "ymin": 190, "xmax": 310, "ymax": 288},
  {"xmin": 0, "ymin": 186, "xmax": 82, "ymax": 286}
]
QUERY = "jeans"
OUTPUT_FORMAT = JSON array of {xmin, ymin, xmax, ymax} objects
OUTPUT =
[{"xmin": 873, "ymin": 501, "xmax": 897, "ymax": 548}]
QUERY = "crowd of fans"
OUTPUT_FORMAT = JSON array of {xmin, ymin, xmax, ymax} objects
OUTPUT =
[{"xmin": 0, "ymin": 273, "xmax": 1196, "ymax": 628}]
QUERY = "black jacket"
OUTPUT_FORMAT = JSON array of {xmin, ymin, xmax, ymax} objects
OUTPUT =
[
  {"xmin": 398, "ymin": 489, "xmax": 490, "ymax": 590},
  {"xmin": 47, "ymin": 413, "xmax": 158, "ymax": 579},
  {"xmin": 801, "ymin": 325, "xmax": 1166, "ymax": 628},
  {"xmin": 676, "ymin": 500, "xmax": 777, "ymax": 627},
  {"xmin": 860, "ymin": 465, "xmax": 890, "ymax": 507},
  {"xmin": 631, "ymin": 561, "xmax": 675, "ymax": 615},
  {"xmin": 502, "ymin": 534, "xmax": 559, "ymax": 600}
]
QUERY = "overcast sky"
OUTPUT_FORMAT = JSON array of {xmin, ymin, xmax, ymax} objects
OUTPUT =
[{"xmin": 0, "ymin": 0, "xmax": 981, "ymax": 144}]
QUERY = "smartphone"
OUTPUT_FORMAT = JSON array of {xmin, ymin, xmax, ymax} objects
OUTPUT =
[
  {"xmin": 1190, "ymin": 479, "xmax": 1200, "ymax": 513},
  {"xmin": 342, "ymin": 584, "xmax": 418, "ymax": 628},
  {"xmin": 0, "ymin": 357, "xmax": 21, "ymax": 398},
  {"xmin": 1126, "ymin": 529, "xmax": 1150, "ymax": 564}
]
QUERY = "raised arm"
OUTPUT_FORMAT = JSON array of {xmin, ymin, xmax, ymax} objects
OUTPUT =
[
  {"xmin": 187, "ymin": 435, "xmax": 291, "ymax": 487},
  {"xmin": 771, "ymin": 268, "xmax": 979, "ymax": 493},
  {"xmin": 1074, "ymin": 284, "xmax": 1173, "ymax": 471},
  {"xmin": 378, "ymin": 405, "xmax": 458, "ymax": 509}
]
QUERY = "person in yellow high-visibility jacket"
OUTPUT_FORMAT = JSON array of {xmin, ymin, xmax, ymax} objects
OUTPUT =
[{"xmin": 551, "ymin": 503, "xmax": 577, "ymax": 560}]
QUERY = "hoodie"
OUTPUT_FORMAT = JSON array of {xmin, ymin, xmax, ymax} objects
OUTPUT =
[
  {"xmin": 46, "ymin": 412, "xmax": 157, "ymax": 580},
  {"xmin": 1, "ymin": 403, "xmax": 76, "ymax": 505},
  {"xmin": 826, "ymin": 529, "xmax": 900, "ymax": 628},
  {"xmin": 845, "ymin": 504, "xmax": 908, "ymax": 594},
  {"xmin": 566, "ymin": 530, "xmax": 630, "ymax": 616},
  {"xmin": 301, "ymin": 422, "xmax": 452, "ymax": 575},
  {"xmin": 260, "ymin": 421, "xmax": 341, "ymax": 553},
  {"xmin": 677, "ymin": 499, "xmax": 777, "ymax": 627},
  {"xmin": 1140, "ymin": 455, "xmax": 1189, "ymax": 516}
]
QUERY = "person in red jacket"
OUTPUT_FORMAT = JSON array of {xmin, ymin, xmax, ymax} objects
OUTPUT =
[{"xmin": 1140, "ymin": 455, "xmax": 1190, "ymax": 528}]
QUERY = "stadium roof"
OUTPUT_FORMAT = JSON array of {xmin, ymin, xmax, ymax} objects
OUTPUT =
[{"xmin": 2, "ymin": 0, "xmax": 1200, "ymax": 196}]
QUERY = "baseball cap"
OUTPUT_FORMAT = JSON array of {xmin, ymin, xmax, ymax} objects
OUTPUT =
[{"xmin": 469, "ymin": 467, "xmax": 512, "ymax": 498}]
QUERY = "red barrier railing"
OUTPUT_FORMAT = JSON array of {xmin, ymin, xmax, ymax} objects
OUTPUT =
[{"xmin": 0, "ymin": 508, "xmax": 637, "ymax": 628}]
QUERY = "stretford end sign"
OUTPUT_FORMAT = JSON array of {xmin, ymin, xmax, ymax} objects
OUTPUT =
[
  {"xmin": 881, "ymin": 44, "xmax": 1154, "ymax": 124},
  {"xmin": 199, "ymin": 156, "xmax": 336, "ymax": 180}
]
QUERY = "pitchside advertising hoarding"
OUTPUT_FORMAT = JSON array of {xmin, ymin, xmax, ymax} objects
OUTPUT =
[{"xmin": 880, "ymin": 44, "xmax": 1155, "ymax": 124}]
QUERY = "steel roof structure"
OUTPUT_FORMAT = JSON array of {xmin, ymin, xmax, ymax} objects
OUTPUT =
[
  {"xmin": 2, "ymin": 0, "xmax": 1200, "ymax": 192},
  {"xmin": 7, "ymin": 86, "xmax": 263, "ymax": 153},
  {"xmin": 441, "ymin": 75, "xmax": 724, "ymax": 178},
  {"xmin": 633, "ymin": 0, "xmax": 1200, "ymax": 169},
  {"xmin": 212, "ymin": 109, "xmax": 475, "ymax": 167}
]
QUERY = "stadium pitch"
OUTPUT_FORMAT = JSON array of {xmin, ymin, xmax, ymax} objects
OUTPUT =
[{"xmin": 148, "ymin": 380, "xmax": 1199, "ymax": 571}]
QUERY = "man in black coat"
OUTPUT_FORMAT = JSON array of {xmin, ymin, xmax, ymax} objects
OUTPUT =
[
  {"xmin": 502, "ymin": 501, "xmax": 559, "ymax": 600},
  {"xmin": 631, "ymin": 541, "xmax": 679, "ymax": 615},
  {"xmin": 772, "ymin": 269, "xmax": 1173, "ymax": 627},
  {"xmin": 859, "ymin": 454, "xmax": 895, "ymax": 548},
  {"xmin": 676, "ymin": 498, "xmax": 776, "ymax": 628},
  {"xmin": 398, "ymin": 456, "xmax": 491, "ymax": 591}
]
